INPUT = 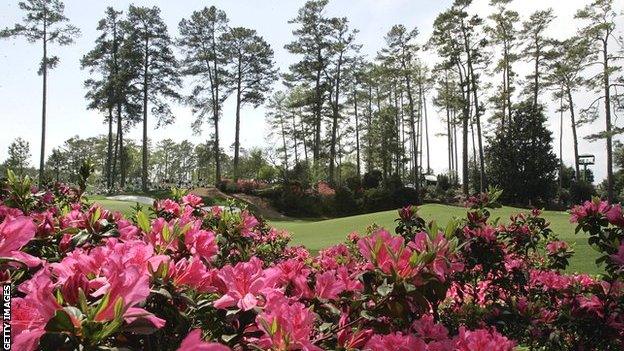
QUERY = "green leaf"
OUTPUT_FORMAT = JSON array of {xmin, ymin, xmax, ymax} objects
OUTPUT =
[
  {"xmin": 45, "ymin": 309, "xmax": 76, "ymax": 333},
  {"xmin": 93, "ymin": 292, "xmax": 111, "ymax": 319},
  {"xmin": 377, "ymin": 280, "xmax": 394, "ymax": 297},
  {"xmin": 136, "ymin": 211, "xmax": 151, "ymax": 233},
  {"xmin": 124, "ymin": 317, "xmax": 160, "ymax": 335},
  {"xmin": 113, "ymin": 297, "xmax": 125, "ymax": 319}
]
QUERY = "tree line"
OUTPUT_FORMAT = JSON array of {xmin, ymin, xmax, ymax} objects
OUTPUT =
[
  {"xmin": 2, "ymin": 0, "xmax": 623, "ymax": 205},
  {"xmin": 0, "ymin": 135, "xmax": 279, "ymax": 190},
  {"xmin": 266, "ymin": 0, "xmax": 623, "ymax": 205}
]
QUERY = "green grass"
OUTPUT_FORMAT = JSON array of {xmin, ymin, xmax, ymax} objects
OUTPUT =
[
  {"xmin": 93, "ymin": 198, "xmax": 602, "ymax": 275},
  {"xmin": 269, "ymin": 204, "xmax": 601, "ymax": 275},
  {"xmin": 90, "ymin": 198, "xmax": 137, "ymax": 217}
]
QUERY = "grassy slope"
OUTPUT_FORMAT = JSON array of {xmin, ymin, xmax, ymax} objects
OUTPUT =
[
  {"xmin": 93, "ymin": 199, "xmax": 600, "ymax": 275},
  {"xmin": 269, "ymin": 204, "xmax": 600, "ymax": 275}
]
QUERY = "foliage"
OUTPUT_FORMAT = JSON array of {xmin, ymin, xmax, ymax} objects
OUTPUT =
[{"xmin": 486, "ymin": 101, "xmax": 559, "ymax": 206}]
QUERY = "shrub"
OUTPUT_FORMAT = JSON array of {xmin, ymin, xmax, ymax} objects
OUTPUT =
[
  {"xmin": 3, "ymin": 173, "xmax": 624, "ymax": 350},
  {"xmin": 569, "ymin": 179, "xmax": 595, "ymax": 204},
  {"xmin": 333, "ymin": 186, "xmax": 358, "ymax": 216},
  {"xmin": 362, "ymin": 170, "xmax": 383, "ymax": 189}
]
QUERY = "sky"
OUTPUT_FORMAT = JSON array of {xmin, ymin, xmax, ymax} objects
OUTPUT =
[{"xmin": 0, "ymin": 0, "xmax": 622, "ymax": 182}]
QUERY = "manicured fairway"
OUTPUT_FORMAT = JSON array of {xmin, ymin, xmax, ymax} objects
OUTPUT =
[
  {"xmin": 94, "ymin": 198, "xmax": 601, "ymax": 275},
  {"xmin": 269, "ymin": 204, "xmax": 601, "ymax": 275}
]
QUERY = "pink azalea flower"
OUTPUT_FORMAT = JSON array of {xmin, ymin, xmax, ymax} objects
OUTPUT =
[
  {"xmin": 181, "ymin": 194, "xmax": 204, "ymax": 208},
  {"xmin": 610, "ymin": 241, "xmax": 624, "ymax": 268},
  {"xmin": 170, "ymin": 257, "xmax": 218, "ymax": 293},
  {"xmin": 31, "ymin": 210, "xmax": 55, "ymax": 237},
  {"xmin": 463, "ymin": 226, "xmax": 497, "ymax": 242},
  {"xmin": 606, "ymin": 204, "xmax": 624, "ymax": 227},
  {"xmin": 239, "ymin": 211, "xmax": 259, "ymax": 238},
  {"xmin": 314, "ymin": 270, "xmax": 345, "ymax": 300},
  {"xmin": 117, "ymin": 219, "xmax": 140, "ymax": 240},
  {"xmin": 158, "ymin": 199, "xmax": 182, "ymax": 216},
  {"xmin": 570, "ymin": 200, "xmax": 611, "ymax": 223},
  {"xmin": 0, "ymin": 215, "xmax": 40, "ymax": 266},
  {"xmin": 184, "ymin": 225, "xmax": 218, "ymax": 261},
  {"xmin": 213, "ymin": 257, "xmax": 278, "ymax": 311},
  {"xmin": 0, "ymin": 203, "xmax": 23, "ymax": 221},
  {"xmin": 177, "ymin": 329, "xmax": 231, "ymax": 351},
  {"xmin": 274, "ymin": 259, "xmax": 312, "ymax": 298},
  {"xmin": 255, "ymin": 291, "xmax": 322, "ymax": 351},
  {"xmin": 398, "ymin": 205, "xmax": 417, "ymax": 221},
  {"xmin": 11, "ymin": 270, "xmax": 60, "ymax": 351},
  {"xmin": 0, "ymin": 215, "xmax": 36, "ymax": 256},
  {"xmin": 546, "ymin": 240, "xmax": 568, "ymax": 254},
  {"xmin": 530, "ymin": 270, "xmax": 571, "ymax": 291},
  {"xmin": 337, "ymin": 313, "xmax": 373, "ymax": 349},
  {"xmin": 365, "ymin": 332, "xmax": 427, "ymax": 351},
  {"xmin": 411, "ymin": 314, "xmax": 449, "ymax": 341},
  {"xmin": 576, "ymin": 295, "xmax": 604, "ymax": 318},
  {"xmin": 335, "ymin": 266, "xmax": 363, "ymax": 292},
  {"xmin": 357, "ymin": 230, "xmax": 415, "ymax": 278},
  {"xmin": 454, "ymin": 327, "xmax": 515, "ymax": 351}
]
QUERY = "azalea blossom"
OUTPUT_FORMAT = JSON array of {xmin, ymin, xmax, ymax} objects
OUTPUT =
[
  {"xmin": 177, "ymin": 329, "xmax": 231, "ymax": 351},
  {"xmin": 213, "ymin": 256, "xmax": 279, "ymax": 311}
]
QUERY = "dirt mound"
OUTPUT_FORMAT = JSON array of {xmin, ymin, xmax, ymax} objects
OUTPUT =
[
  {"xmin": 231, "ymin": 193, "xmax": 289, "ymax": 220},
  {"xmin": 189, "ymin": 187, "xmax": 231, "ymax": 200},
  {"xmin": 189, "ymin": 187, "xmax": 288, "ymax": 220}
]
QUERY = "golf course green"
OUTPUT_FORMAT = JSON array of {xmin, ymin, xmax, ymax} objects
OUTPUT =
[{"xmin": 94, "ymin": 198, "xmax": 600, "ymax": 274}]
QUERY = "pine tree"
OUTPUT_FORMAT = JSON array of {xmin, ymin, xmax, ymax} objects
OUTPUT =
[
  {"xmin": 575, "ymin": 0, "xmax": 622, "ymax": 202},
  {"xmin": 5, "ymin": 138, "xmax": 31, "ymax": 176},
  {"xmin": 486, "ymin": 101, "xmax": 558, "ymax": 205},
  {"xmin": 221, "ymin": 27, "xmax": 278, "ymax": 179},
  {"xmin": 178, "ymin": 6, "xmax": 230, "ymax": 186},
  {"xmin": 1, "ymin": 0, "xmax": 80, "ymax": 184},
  {"xmin": 124, "ymin": 5, "xmax": 181, "ymax": 192},
  {"xmin": 520, "ymin": 8, "xmax": 556, "ymax": 107},
  {"xmin": 546, "ymin": 36, "xmax": 591, "ymax": 179},
  {"xmin": 378, "ymin": 24, "xmax": 420, "ymax": 202},
  {"xmin": 285, "ymin": 0, "xmax": 333, "ymax": 165}
]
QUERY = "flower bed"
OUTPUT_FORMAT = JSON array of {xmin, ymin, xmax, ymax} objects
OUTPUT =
[{"xmin": 0, "ymin": 173, "xmax": 622, "ymax": 350}]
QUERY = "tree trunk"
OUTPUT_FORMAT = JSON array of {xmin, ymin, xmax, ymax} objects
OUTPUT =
[
  {"xmin": 461, "ymin": 19, "xmax": 485, "ymax": 190},
  {"xmin": 367, "ymin": 84, "xmax": 373, "ymax": 172},
  {"xmin": 280, "ymin": 116, "xmax": 289, "ymax": 171},
  {"xmin": 354, "ymin": 88, "xmax": 361, "ymax": 179},
  {"xmin": 559, "ymin": 89, "xmax": 564, "ymax": 191},
  {"xmin": 141, "ymin": 35, "xmax": 149, "ymax": 192},
  {"xmin": 106, "ymin": 108, "xmax": 113, "ymax": 189},
  {"xmin": 233, "ymin": 56, "xmax": 242, "ymax": 180},
  {"xmin": 292, "ymin": 114, "xmax": 299, "ymax": 165},
  {"xmin": 405, "ymin": 73, "xmax": 420, "ymax": 203},
  {"xmin": 533, "ymin": 36, "xmax": 540, "ymax": 107},
  {"xmin": 329, "ymin": 54, "xmax": 342, "ymax": 184},
  {"xmin": 566, "ymin": 87, "xmax": 580, "ymax": 179},
  {"xmin": 39, "ymin": 12, "xmax": 48, "ymax": 185},
  {"xmin": 213, "ymin": 59, "xmax": 221, "ymax": 186},
  {"xmin": 603, "ymin": 38, "xmax": 613, "ymax": 202},
  {"xmin": 116, "ymin": 103, "xmax": 125, "ymax": 188},
  {"xmin": 313, "ymin": 52, "xmax": 322, "ymax": 163},
  {"xmin": 423, "ymin": 92, "xmax": 430, "ymax": 174},
  {"xmin": 505, "ymin": 41, "xmax": 513, "ymax": 124},
  {"xmin": 456, "ymin": 62, "xmax": 470, "ymax": 196}
]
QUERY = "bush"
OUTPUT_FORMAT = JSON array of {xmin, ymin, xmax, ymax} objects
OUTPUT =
[
  {"xmin": 333, "ymin": 186, "xmax": 358, "ymax": 216},
  {"xmin": 362, "ymin": 187, "xmax": 394, "ymax": 212},
  {"xmin": 2, "ymin": 174, "xmax": 623, "ymax": 351},
  {"xmin": 362, "ymin": 170, "xmax": 383, "ymax": 189},
  {"xmin": 569, "ymin": 180, "xmax": 595, "ymax": 204}
]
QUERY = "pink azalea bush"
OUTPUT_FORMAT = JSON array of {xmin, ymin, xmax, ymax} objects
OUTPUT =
[{"xmin": 1, "ymin": 173, "xmax": 622, "ymax": 350}]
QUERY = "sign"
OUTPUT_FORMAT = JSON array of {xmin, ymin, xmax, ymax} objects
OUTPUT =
[{"xmin": 578, "ymin": 154, "xmax": 595, "ymax": 166}]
